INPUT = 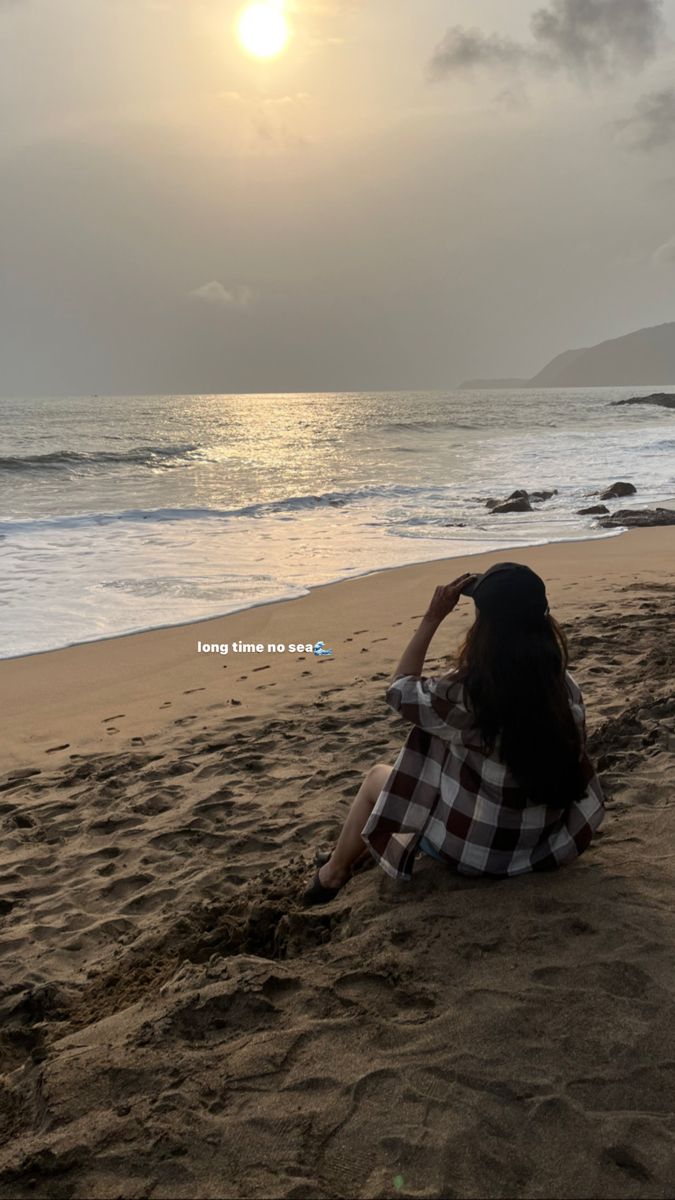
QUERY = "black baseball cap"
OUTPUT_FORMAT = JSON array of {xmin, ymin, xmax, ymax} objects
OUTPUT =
[{"xmin": 461, "ymin": 562, "xmax": 548, "ymax": 620}]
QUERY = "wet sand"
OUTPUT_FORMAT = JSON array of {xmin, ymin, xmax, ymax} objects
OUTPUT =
[{"xmin": 0, "ymin": 529, "xmax": 673, "ymax": 1199}]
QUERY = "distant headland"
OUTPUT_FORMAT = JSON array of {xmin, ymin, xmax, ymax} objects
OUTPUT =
[{"xmin": 461, "ymin": 321, "xmax": 675, "ymax": 389}]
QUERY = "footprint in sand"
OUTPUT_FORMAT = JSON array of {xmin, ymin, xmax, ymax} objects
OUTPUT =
[
  {"xmin": 183, "ymin": 687, "xmax": 205, "ymax": 695},
  {"xmin": 6, "ymin": 768, "xmax": 41, "ymax": 782},
  {"xmin": 159, "ymin": 701, "xmax": 172, "ymax": 709},
  {"xmin": 45, "ymin": 744, "xmax": 69, "ymax": 754},
  {"xmin": 165, "ymin": 758, "xmax": 196, "ymax": 777},
  {"xmin": 12, "ymin": 812, "xmax": 34, "ymax": 830},
  {"xmin": 100, "ymin": 872, "xmax": 154, "ymax": 902},
  {"xmin": 102, "ymin": 714, "xmax": 125, "ymax": 723},
  {"xmin": 92, "ymin": 846, "xmax": 122, "ymax": 860},
  {"xmin": 88, "ymin": 815, "xmax": 144, "ymax": 835}
]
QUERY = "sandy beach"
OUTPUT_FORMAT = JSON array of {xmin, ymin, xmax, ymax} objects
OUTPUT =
[{"xmin": 0, "ymin": 528, "xmax": 674, "ymax": 1199}]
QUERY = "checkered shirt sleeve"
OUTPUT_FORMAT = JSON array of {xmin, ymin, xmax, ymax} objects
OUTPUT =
[{"xmin": 384, "ymin": 672, "xmax": 469, "ymax": 739}]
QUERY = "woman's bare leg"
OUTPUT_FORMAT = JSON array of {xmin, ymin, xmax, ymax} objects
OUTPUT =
[{"xmin": 318, "ymin": 763, "xmax": 393, "ymax": 889}]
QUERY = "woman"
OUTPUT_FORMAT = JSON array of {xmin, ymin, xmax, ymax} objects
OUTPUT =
[{"xmin": 303, "ymin": 562, "xmax": 604, "ymax": 905}]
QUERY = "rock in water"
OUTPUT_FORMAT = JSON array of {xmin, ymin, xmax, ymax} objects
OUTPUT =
[
  {"xmin": 492, "ymin": 497, "xmax": 532, "ymax": 514},
  {"xmin": 612, "ymin": 393, "xmax": 675, "ymax": 409},
  {"xmin": 599, "ymin": 508, "xmax": 675, "ymax": 528},
  {"xmin": 578, "ymin": 504, "xmax": 609, "ymax": 516},
  {"xmin": 599, "ymin": 481, "xmax": 637, "ymax": 500},
  {"xmin": 487, "ymin": 487, "xmax": 555, "ymax": 513}
]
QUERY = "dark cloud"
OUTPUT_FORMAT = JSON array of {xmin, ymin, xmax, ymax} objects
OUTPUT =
[
  {"xmin": 615, "ymin": 87, "xmax": 675, "ymax": 151},
  {"xmin": 429, "ymin": 29, "xmax": 527, "ymax": 79},
  {"xmin": 531, "ymin": 0, "xmax": 665, "ymax": 73},
  {"xmin": 430, "ymin": 0, "xmax": 666, "ymax": 81}
]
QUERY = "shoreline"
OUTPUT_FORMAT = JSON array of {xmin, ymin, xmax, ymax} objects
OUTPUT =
[
  {"xmin": 1, "ymin": 526, "xmax": 629, "ymax": 664},
  {"xmin": 0, "ymin": 525, "xmax": 624, "ymax": 667},
  {"xmin": 8, "ymin": 491, "xmax": 675, "ymax": 665},
  {"xmin": 1, "ymin": 526, "xmax": 672, "ymax": 772}
]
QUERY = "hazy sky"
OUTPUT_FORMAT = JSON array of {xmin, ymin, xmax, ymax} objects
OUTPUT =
[{"xmin": 2, "ymin": 0, "xmax": 675, "ymax": 394}]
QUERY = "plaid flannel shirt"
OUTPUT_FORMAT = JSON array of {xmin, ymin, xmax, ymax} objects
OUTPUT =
[{"xmin": 361, "ymin": 671, "xmax": 604, "ymax": 881}]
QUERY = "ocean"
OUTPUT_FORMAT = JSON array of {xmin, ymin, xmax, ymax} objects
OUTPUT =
[{"xmin": 1, "ymin": 388, "xmax": 673, "ymax": 658}]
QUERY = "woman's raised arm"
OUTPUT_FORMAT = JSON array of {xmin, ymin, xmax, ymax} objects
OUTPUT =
[{"xmin": 391, "ymin": 574, "xmax": 475, "ymax": 682}]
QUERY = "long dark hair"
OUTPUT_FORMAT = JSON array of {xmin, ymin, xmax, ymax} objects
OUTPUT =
[{"xmin": 454, "ymin": 611, "xmax": 587, "ymax": 808}]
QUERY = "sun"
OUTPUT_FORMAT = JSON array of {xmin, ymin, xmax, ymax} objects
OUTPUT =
[{"xmin": 237, "ymin": 2, "xmax": 290, "ymax": 60}]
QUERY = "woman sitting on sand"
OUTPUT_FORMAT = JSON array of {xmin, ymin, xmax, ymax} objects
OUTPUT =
[{"xmin": 304, "ymin": 562, "xmax": 604, "ymax": 905}]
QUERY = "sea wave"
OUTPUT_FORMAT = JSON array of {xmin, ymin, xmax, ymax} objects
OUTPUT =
[
  {"xmin": 0, "ymin": 482, "xmax": 450, "ymax": 535},
  {"xmin": 0, "ymin": 444, "xmax": 201, "ymax": 473},
  {"xmin": 380, "ymin": 419, "xmax": 478, "ymax": 433}
]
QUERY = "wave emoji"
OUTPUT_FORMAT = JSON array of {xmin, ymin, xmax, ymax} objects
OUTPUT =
[{"xmin": 313, "ymin": 641, "xmax": 333, "ymax": 657}]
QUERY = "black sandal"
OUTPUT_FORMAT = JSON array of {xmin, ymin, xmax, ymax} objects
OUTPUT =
[{"xmin": 302, "ymin": 870, "xmax": 344, "ymax": 907}]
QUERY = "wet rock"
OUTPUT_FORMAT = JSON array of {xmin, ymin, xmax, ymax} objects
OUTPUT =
[
  {"xmin": 599, "ymin": 508, "xmax": 675, "ymax": 529},
  {"xmin": 612, "ymin": 393, "xmax": 675, "ymax": 409},
  {"xmin": 487, "ymin": 486, "xmax": 554, "ymax": 513},
  {"xmin": 599, "ymin": 481, "xmax": 637, "ymax": 500},
  {"xmin": 492, "ymin": 497, "xmax": 532, "ymax": 514},
  {"xmin": 578, "ymin": 504, "xmax": 609, "ymax": 515}
]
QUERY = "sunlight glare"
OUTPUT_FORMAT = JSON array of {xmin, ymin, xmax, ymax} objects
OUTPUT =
[{"xmin": 237, "ymin": 2, "xmax": 290, "ymax": 60}]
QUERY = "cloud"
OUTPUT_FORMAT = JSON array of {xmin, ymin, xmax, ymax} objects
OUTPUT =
[
  {"xmin": 653, "ymin": 235, "xmax": 675, "ymax": 264},
  {"xmin": 494, "ymin": 83, "xmax": 533, "ymax": 112},
  {"xmin": 429, "ymin": 29, "xmax": 527, "ymax": 78},
  {"xmin": 187, "ymin": 282, "xmax": 255, "ymax": 309},
  {"xmin": 530, "ymin": 0, "xmax": 665, "ymax": 73},
  {"xmin": 430, "ymin": 0, "xmax": 666, "ymax": 82},
  {"xmin": 615, "ymin": 87, "xmax": 675, "ymax": 150}
]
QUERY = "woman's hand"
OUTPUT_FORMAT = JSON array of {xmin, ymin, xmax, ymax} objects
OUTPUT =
[{"xmin": 424, "ymin": 574, "xmax": 475, "ymax": 625}]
